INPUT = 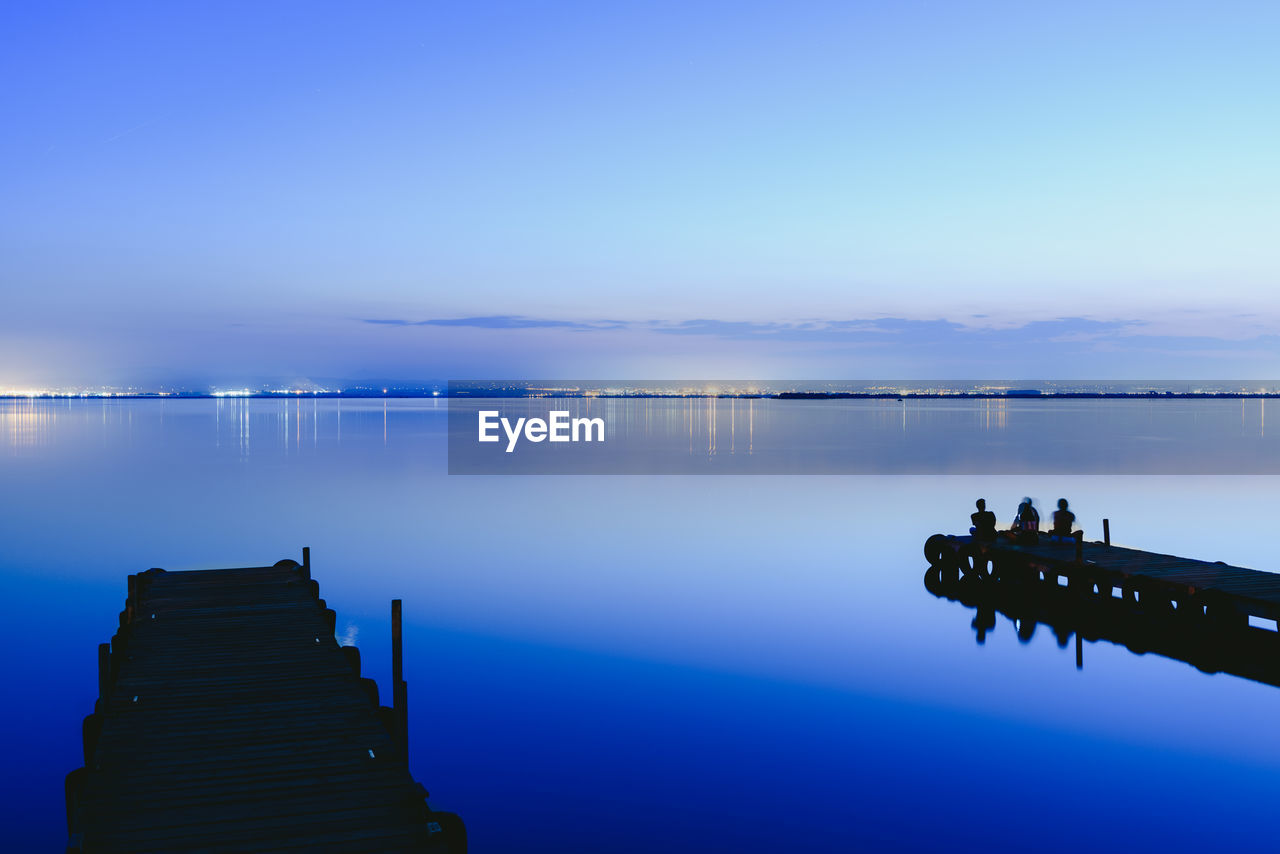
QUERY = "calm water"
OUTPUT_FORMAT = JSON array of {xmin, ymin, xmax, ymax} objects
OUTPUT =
[
  {"xmin": 448, "ymin": 395, "xmax": 1280, "ymax": 472},
  {"xmin": 4, "ymin": 398, "xmax": 1280, "ymax": 851}
]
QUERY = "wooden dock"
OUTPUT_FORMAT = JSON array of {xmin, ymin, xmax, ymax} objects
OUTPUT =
[
  {"xmin": 65, "ymin": 551, "xmax": 465, "ymax": 853},
  {"xmin": 924, "ymin": 531, "xmax": 1280, "ymax": 631}
]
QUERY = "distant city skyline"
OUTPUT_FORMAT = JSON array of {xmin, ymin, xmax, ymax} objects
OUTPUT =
[
  {"xmin": 9, "ymin": 379, "xmax": 1280, "ymax": 399},
  {"xmin": 3, "ymin": 2, "xmax": 1279, "ymax": 383}
]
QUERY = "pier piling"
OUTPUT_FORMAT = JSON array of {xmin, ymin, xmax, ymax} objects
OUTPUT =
[{"xmin": 95, "ymin": 643, "xmax": 110, "ymax": 706}]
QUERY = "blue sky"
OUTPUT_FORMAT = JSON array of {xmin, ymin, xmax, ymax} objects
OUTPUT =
[{"xmin": 2, "ymin": 1, "xmax": 1279, "ymax": 384}]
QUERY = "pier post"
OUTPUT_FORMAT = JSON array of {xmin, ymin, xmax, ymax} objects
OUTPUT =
[
  {"xmin": 302, "ymin": 546, "xmax": 311, "ymax": 580},
  {"xmin": 1075, "ymin": 530, "xmax": 1084, "ymax": 562},
  {"xmin": 1103, "ymin": 519, "xmax": 1110, "ymax": 546},
  {"xmin": 392, "ymin": 599, "xmax": 408, "ymax": 767},
  {"xmin": 97, "ymin": 643, "xmax": 111, "ymax": 704}
]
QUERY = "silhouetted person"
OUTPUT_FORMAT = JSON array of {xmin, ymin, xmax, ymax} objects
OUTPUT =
[
  {"xmin": 970, "ymin": 498, "xmax": 997, "ymax": 541},
  {"xmin": 1052, "ymin": 498, "xmax": 1076, "ymax": 539},
  {"xmin": 972, "ymin": 606, "xmax": 996, "ymax": 644},
  {"xmin": 1009, "ymin": 498, "xmax": 1039, "ymax": 544}
]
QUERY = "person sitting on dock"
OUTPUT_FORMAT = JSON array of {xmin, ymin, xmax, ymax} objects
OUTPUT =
[
  {"xmin": 1006, "ymin": 498, "xmax": 1039, "ymax": 544},
  {"xmin": 1049, "ymin": 498, "xmax": 1077, "ymax": 542},
  {"xmin": 969, "ymin": 498, "xmax": 997, "ymax": 541}
]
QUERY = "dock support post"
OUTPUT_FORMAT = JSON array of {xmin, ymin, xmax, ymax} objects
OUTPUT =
[
  {"xmin": 97, "ymin": 643, "xmax": 111, "ymax": 704},
  {"xmin": 1075, "ymin": 530, "xmax": 1084, "ymax": 562},
  {"xmin": 392, "ymin": 599, "xmax": 408, "ymax": 767},
  {"xmin": 1075, "ymin": 632, "xmax": 1083, "ymax": 670},
  {"xmin": 1103, "ymin": 519, "xmax": 1110, "ymax": 546},
  {"xmin": 301, "ymin": 546, "xmax": 311, "ymax": 580}
]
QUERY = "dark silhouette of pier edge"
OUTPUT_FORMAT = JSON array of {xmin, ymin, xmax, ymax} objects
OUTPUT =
[
  {"xmin": 923, "ymin": 527, "xmax": 1280, "ymax": 682},
  {"xmin": 65, "ymin": 549, "xmax": 465, "ymax": 853}
]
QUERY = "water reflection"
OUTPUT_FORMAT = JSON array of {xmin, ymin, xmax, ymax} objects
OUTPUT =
[
  {"xmin": 1, "ymin": 397, "xmax": 448, "ymax": 461},
  {"xmin": 2, "ymin": 398, "xmax": 58, "ymax": 449},
  {"xmin": 925, "ymin": 565, "xmax": 1280, "ymax": 688},
  {"xmin": 8, "ymin": 397, "xmax": 1280, "ymax": 474},
  {"xmin": 447, "ymin": 396, "xmax": 1280, "ymax": 473}
]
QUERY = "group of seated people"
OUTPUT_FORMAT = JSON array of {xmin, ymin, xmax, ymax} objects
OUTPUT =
[{"xmin": 968, "ymin": 497, "xmax": 1077, "ymax": 544}]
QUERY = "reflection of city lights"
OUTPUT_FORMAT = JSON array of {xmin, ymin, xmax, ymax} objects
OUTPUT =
[{"xmin": 2, "ymin": 398, "xmax": 56, "ymax": 448}]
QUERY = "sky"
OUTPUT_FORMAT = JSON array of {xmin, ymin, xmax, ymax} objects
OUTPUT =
[{"xmin": 2, "ymin": 1, "xmax": 1279, "ymax": 385}]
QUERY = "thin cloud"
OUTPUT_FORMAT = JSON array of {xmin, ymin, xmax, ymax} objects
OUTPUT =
[
  {"xmin": 104, "ymin": 117, "xmax": 159, "ymax": 144},
  {"xmin": 359, "ymin": 313, "xmax": 1280, "ymax": 360},
  {"xmin": 363, "ymin": 314, "xmax": 1144, "ymax": 345},
  {"xmin": 362, "ymin": 315, "xmax": 626, "ymax": 330},
  {"xmin": 649, "ymin": 317, "xmax": 972, "ymax": 342}
]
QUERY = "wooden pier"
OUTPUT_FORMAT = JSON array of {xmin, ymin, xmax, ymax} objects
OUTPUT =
[
  {"xmin": 924, "ymin": 530, "xmax": 1280, "ymax": 632},
  {"xmin": 65, "ymin": 551, "xmax": 465, "ymax": 853}
]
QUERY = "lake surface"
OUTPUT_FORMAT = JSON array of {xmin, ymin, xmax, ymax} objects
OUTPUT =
[
  {"xmin": 4, "ymin": 397, "xmax": 1280, "ymax": 851},
  {"xmin": 448, "ymin": 395, "xmax": 1280, "ymax": 472}
]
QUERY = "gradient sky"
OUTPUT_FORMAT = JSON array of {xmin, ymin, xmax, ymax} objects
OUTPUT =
[{"xmin": 3, "ymin": 1, "xmax": 1279, "ymax": 384}]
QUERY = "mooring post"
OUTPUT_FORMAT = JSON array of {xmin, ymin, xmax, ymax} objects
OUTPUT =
[
  {"xmin": 301, "ymin": 546, "xmax": 311, "ymax": 580},
  {"xmin": 1103, "ymin": 518, "xmax": 1110, "ymax": 546},
  {"xmin": 97, "ymin": 643, "xmax": 111, "ymax": 704},
  {"xmin": 392, "ymin": 599, "xmax": 408, "ymax": 766}
]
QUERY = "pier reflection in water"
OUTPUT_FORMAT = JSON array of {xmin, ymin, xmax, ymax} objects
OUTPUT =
[{"xmin": 925, "ymin": 561, "xmax": 1280, "ymax": 687}]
